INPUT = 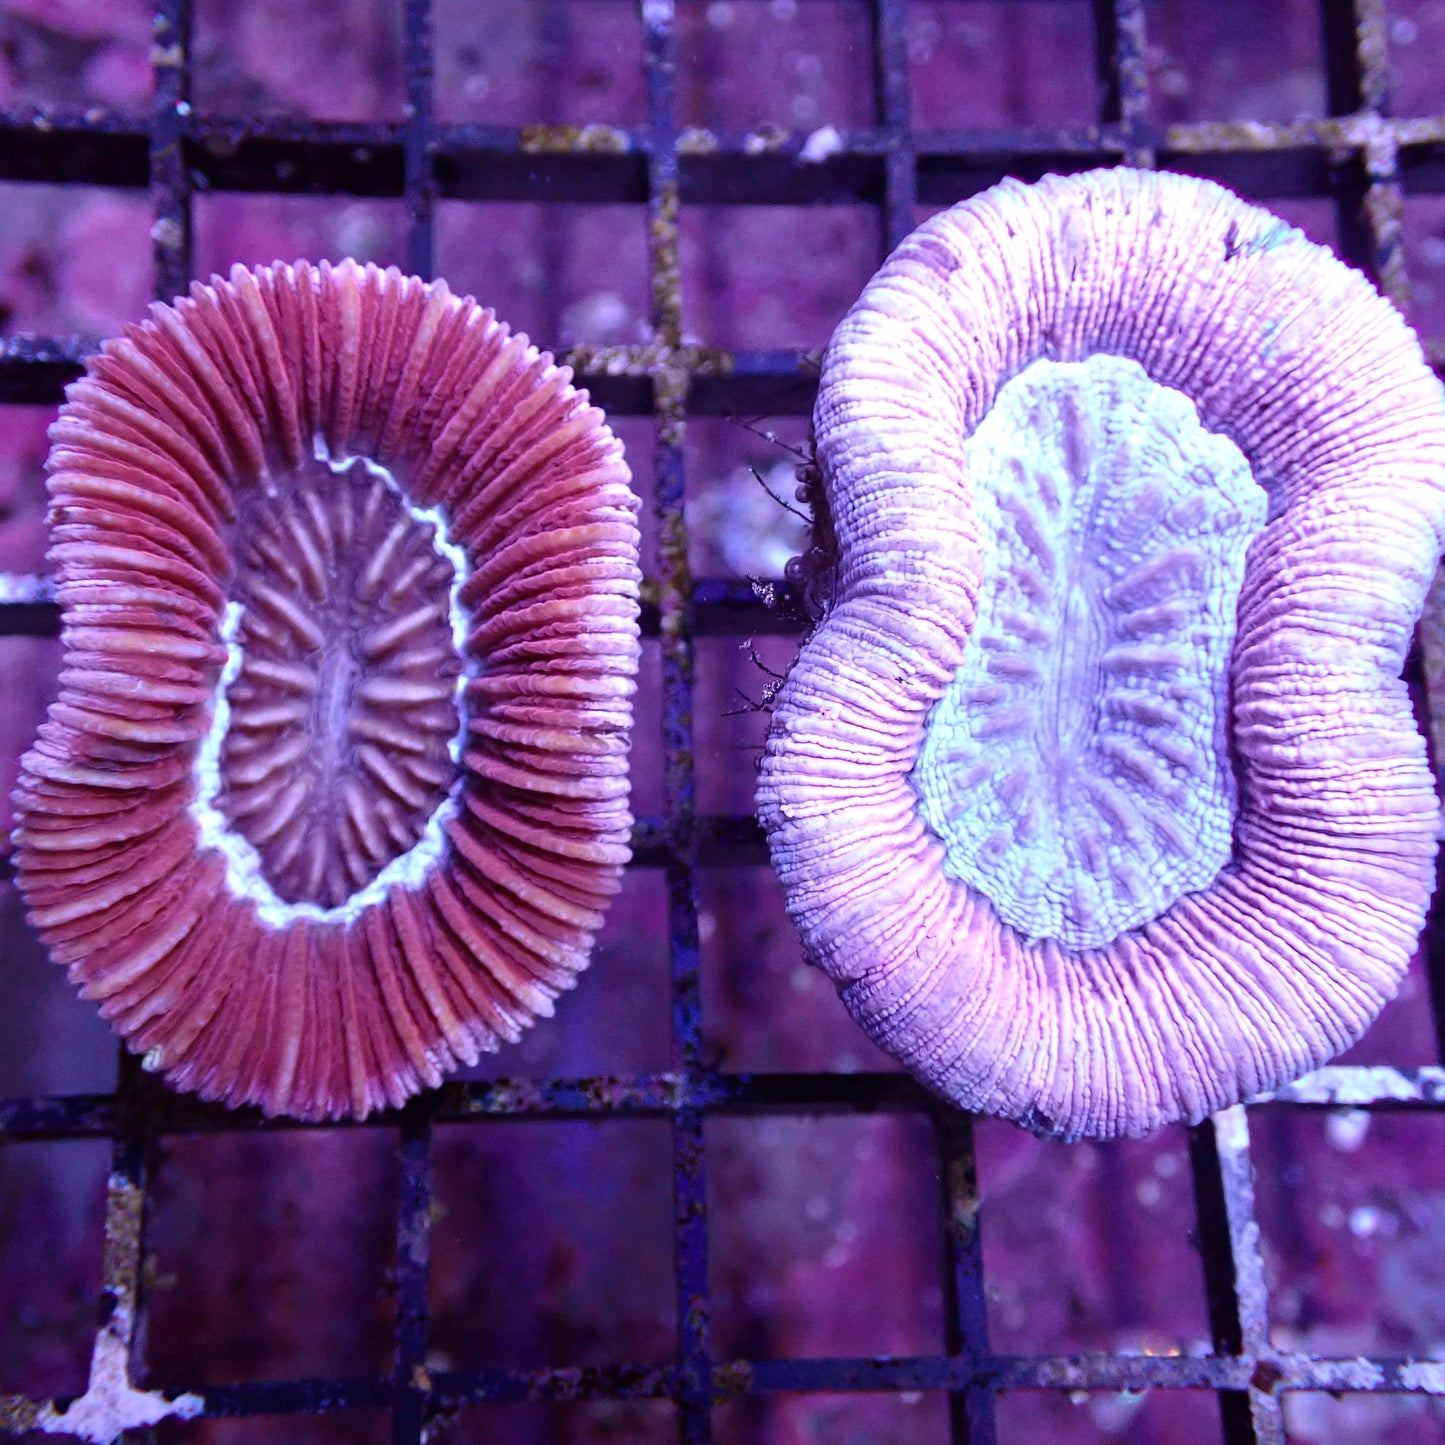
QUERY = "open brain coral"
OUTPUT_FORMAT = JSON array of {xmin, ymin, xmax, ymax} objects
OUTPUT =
[
  {"xmin": 12, "ymin": 259, "xmax": 641, "ymax": 1120},
  {"xmin": 757, "ymin": 168, "xmax": 1445, "ymax": 1140}
]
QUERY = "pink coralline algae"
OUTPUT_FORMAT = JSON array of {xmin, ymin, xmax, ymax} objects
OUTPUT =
[
  {"xmin": 758, "ymin": 168, "xmax": 1445, "ymax": 1140},
  {"xmin": 11, "ymin": 259, "xmax": 641, "ymax": 1120}
]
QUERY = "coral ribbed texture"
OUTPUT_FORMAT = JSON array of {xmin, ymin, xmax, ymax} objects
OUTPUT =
[
  {"xmin": 13, "ymin": 259, "xmax": 641, "ymax": 1120},
  {"xmin": 757, "ymin": 169, "xmax": 1445, "ymax": 1140}
]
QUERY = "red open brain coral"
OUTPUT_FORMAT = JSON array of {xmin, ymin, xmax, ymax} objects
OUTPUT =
[
  {"xmin": 12, "ymin": 259, "xmax": 641, "ymax": 1120},
  {"xmin": 758, "ymin": 168, "xmax": 1445, "ymax": 1140}
]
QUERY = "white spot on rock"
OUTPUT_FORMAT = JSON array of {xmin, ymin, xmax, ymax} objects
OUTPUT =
[
  {"xmin": 799, "ymin": 124, "xmax": 844, "ymax": 163},
  {"xmin": 1326, "ymin": 1107, "xmax": 1371, "ymax": 1152},
  {"xmin": 35, "ymin": 1301, "xmax": 203, "ymax": 1443},
  {"xmin": 1401, "ymin": 1361, "xmax": 1445, "ymax": 1393}
]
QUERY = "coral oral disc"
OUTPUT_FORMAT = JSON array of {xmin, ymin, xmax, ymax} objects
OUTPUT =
[
  {"xmin": 913, "ymin": 355, "xmax": 1267, "ymax": 950},
  {"xmin": 198, "ymin": 450, "xmax": 466, "ymax": 917}
]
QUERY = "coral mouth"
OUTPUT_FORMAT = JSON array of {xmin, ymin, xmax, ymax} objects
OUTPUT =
[{"xmin": 200, "ymin": 447, "xmax": 468, "ymax": 913}]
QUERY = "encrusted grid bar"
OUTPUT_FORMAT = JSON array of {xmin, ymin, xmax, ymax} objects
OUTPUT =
[
  {"xmin": 1188, "ymin": 1109, "xmax": 1285, "ymax": 1445},
  {"xmin": 1321, "ymin": 0, "xmax": 1388, "ymax": 117},
  {"xmin": 1093, "ymin": 0, "xmax": 1152, "ymax": 166},
  {"xmin": 393, "ymin": 1109, "xmax": 432, "ymax": 1445},
  {"xmin": 641, "ymin": 3, "xmax": 712, "ymax": 1441},
  {"xmin": 18, "ymin": 1346, "xmax": 1441, "ymax": 1423},
  {"xmin": 150, "ymin": 0, "xmax": 194, "ymax": 302},
  {"xmin": 7, "ymin": 1067, "xmax": 1443, "ymax": 1143},
  {"xmin": 873, "ymin": 0, "xmax": 916, "ymax": 253},
  {"xmin": 934, "ymin": 1110, "xmax": 995, "ymax": 1445},
  {"xmin": 403, "ymin": 0, "xmax": 437, "ymax": 280},
  {"xmin": 394, "ymin": 9, "xmax": 437, "ymax": 1441}
]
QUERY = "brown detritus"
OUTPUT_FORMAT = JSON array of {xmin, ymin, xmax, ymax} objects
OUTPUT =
[
  {"xmin": 742, "ymin": 125, "xmax": 789, "ymax": 155},
  {"xmin": 519, "ymin": 123, "xmax": 631, "ymax": 155},
  {"xmin": 1249, "ymin": 1358, "xmax": 1285, "ymax": 1394},
  {"xmin": 100, "ymin": 1174, "xmax": 144, "ymax": 1294},
  {"xmin": 0, "ymin": 1396, "xmax": 42, "ymax": 1435},
  {"xmin": 712, "ymin": 1359, "xmax": 755, "ymax": 1397},
  {"xmin": 782, "ymin": 448, "xmax": 836, "ymax": 624},
  {"xmin": 564, "ymin": 341, "xmax": 733, "ymax": 380},
  {"xmin": 649, "ymin": 184, "xmax": 684, "ymax": 351}
]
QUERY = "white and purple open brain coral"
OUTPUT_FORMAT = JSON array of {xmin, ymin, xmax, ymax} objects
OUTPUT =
[{"xmin": 757, "ymin": 168, "xmax": 1445, "ymax": 1141}]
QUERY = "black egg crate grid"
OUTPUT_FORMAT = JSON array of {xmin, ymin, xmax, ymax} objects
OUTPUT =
[{"xmin": 0, "ymin": 0, "xmax": 1444, "ymax": 1442}]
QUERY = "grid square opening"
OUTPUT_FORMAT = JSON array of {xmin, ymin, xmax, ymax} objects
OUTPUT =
[
  {"xmin": 706, "ymin": 1113, "xmax": 943, "ymax": 1360},
  {"xmin": 673, "ymin": 0, "xmax": 876, "ymax": 133},
  {"xmin": 193, "ymin": 0, "xmax": 405, "ymax": 122},
  {"xmin": 906, "ymin": 0, "xmax": 1102, "ymax": 131},
  {"xmin": 429, "ymin": 1118, "xmax": 675, "ymax": 1372},
  {"xmin": 435, "ymin": 200, "xmax": 650, "ymax": 355},
  {"xmin": 1265, "ymin": 195, "xmax": 1342, "ymax": 256},
  {"xmin": 693, "ymin": 633, "xmax": 794, "ymax": 818},
  {"xmin": 456, "ymin": 865, "xmax": 671, "ymax": 1080},
  {"xmin": 0, "ymin": 182, "xmax": 150, "ymax": 336},
  {"xmin": 685, "ymin": 413, "xmax": 810, "ymax": 584},
  {"xmin": 678, "ymin": 204, "xmax": 880, "ymax": 351},
  {"xmin": 145, "ymin": 1128, "xmax": 400, "ymax": 1389},
  {"xmin": 0, "ymin": 403, "xmax": 52, "ymax": 579},
  {"xmin": 1334, "ymin": 947, "xmax": 1441, "ymax": 1070},
  {"xmin": 975, "ymin": 1121, "xmax": 1212, "ymax": 1358},
  {"xmin": 995, "ymin": 1387, "xmax": 1225, "ymax": 1444},
  {"xmin": 193, "ymin": 193, "xmax": 410, "ymax": 281},
  {"xmin": 0, "ymin": 864, "xmax": 118, "ymax": 1097},
  {"xmin": 435, "ymin": 0, "xmax": 647, "ymax": 128},
  {"xmin": 1251, "ymin": 1107, "xmax": 1445, "ymax": 1360},
  {"xmin": 1281, "ymin": 1387, "xmax": 1445, "ymax": 1445},
  {"xmin": 630, "ymin": 638, "xmax": 665, "ymax": 821},
  {"xmin": 699, "ymin": 865, "xmax": 902, "ymax": 1076},
  {"xmin": 610, "ymin": 415, "xmax": 659, "ymax": 579},
  {"xmin": 437, "ymin": 1400, "xmax": 676, "ymax": 1445},
  {"xmin": 0, "ymin": 1, "xmax": 151, "ymax": 115},
  {"xmin": 714, "ymin": 1390, "xmax": 951, "ymax": 1443},
  {"xmin": 0, "ymin": 1136, "xmax": 108, "ymax": 1397},
  {"xmin": 155, "ymin": 1410, "xmax": 392, "ymax": 1444},
  {"xmin": 1141, "ymin": 0, "xmax": 1328, "ymax": 125},
  {"xmin": 1385, "ymin": 0, "xmax": 1445, "ymax": 120},
  {"xmin": 1404, "ymin": 193, "xmax": 1445, "ymax": 345}
]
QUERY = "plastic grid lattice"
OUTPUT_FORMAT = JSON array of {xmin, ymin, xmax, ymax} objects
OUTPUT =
[{"xmin": 0, "ymin": 1, "xmax": 1444, "ymax": 1442}]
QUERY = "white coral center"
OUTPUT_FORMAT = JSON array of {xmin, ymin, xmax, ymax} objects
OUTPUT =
[{"xmin": 912, "ymin": 354, "xmax": 1267, "ymax": 950}]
